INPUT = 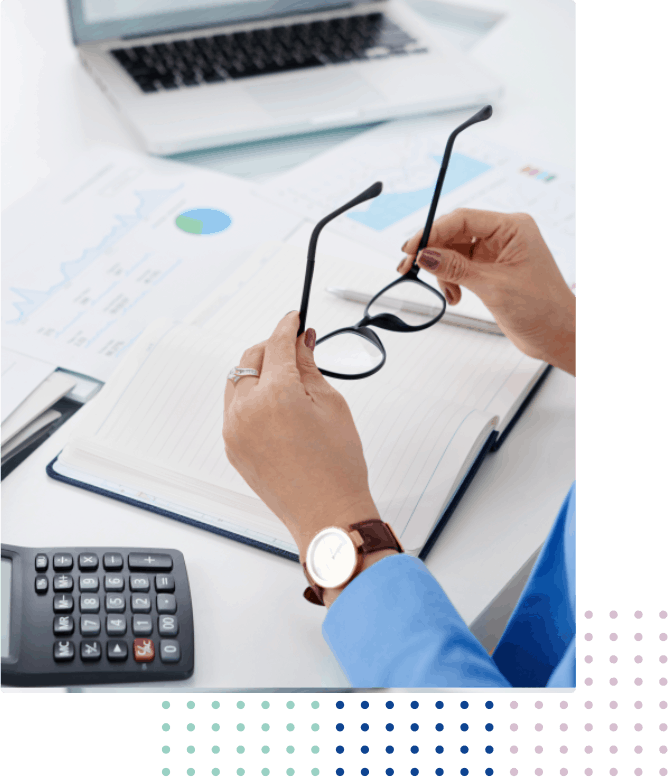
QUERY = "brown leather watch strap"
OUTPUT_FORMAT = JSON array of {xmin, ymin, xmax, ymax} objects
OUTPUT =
[{"xmin": 302, "ymin": 519, "xmax": 403, "ymax": 606}]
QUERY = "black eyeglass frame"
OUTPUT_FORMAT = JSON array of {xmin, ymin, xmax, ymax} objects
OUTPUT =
[{"xmin": 297, "ymin": 104, "xmax": 493, "ymax": 380}]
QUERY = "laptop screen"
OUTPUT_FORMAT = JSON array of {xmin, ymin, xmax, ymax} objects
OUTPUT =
[{"xmin": 68, "ymin": 0, "xmax": 368, "ymax": 43}]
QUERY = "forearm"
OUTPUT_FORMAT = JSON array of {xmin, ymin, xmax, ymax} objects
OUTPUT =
[{"xmin": 323, "ymin": 554, "xmax": 511, "ymax": 687}]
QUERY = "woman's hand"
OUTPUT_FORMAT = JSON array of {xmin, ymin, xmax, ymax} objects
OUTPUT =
[
  {"xmin": 399, "ymin": 208, "xmax": 576, "ymax": 375},
  {"xmin": 223, "ymin": 311, "xmax": 381, "ymax": 563}
]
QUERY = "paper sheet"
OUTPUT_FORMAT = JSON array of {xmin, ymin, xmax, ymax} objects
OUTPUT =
[
  {"xmin": 1, "ymin": 348, "xmax": 55, "ymax": 422},
  {"xmin": 2, "ymin": 145, "xmax": 304, "ymax": 381}
]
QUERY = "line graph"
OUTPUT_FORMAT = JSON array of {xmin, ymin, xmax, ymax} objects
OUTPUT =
[{"xmin": 7, "ymin": 185, "xmax": 183, "ymax": 324}]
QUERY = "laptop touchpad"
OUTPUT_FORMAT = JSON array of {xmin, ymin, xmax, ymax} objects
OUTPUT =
[{"xmin": 245, "ymin": 70, "xmax": 384, "ymax": 118}]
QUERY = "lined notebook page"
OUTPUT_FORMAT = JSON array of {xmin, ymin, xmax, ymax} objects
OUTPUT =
[{"xmin": 62, "ymin": 315, "xmax": 494, "ymax": 551}]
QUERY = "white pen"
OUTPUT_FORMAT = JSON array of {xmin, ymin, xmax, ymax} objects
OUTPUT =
[{"xmin": 326, "ymin": 287, "xmax": 503, "ymax": 335}]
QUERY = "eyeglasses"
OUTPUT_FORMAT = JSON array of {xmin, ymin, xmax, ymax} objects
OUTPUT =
[{"xmin": 297, "ymin": 104, "xmax": 493, "ymax": 380}]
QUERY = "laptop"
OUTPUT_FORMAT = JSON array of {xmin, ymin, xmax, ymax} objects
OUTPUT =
[{"xmin": 67, "ymin": 0, "xmax": 502, "ymax": 155}]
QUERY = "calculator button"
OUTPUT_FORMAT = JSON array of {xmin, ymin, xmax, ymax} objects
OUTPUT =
[
  {"xmin": 54, "ymin": 640, "xmax": 75, "ymax": 661},
  {"xmin": 155, "ymin": 574, "xmax": 175, "ymax": 592},
  {"xmin": 104, "ymin": 574, "xmax": 124, "ymax": 592},
  {"xmin": 80, "ymin": 594, "xmax": 100, "ymax": 613},
  {"xmin": 130, "ymin": 574, "xmax": 150, "ymax": 592},
  {"xmin": 54, "ymin": 574, "xmax": 74, "ymax": 592},
  {"xmin": 132, "ymin": 616, "xmax": 153, "ymax": 636},
  {"xmin": 131, "ymin": 594, "xmax": 151, "ymax": 613},
  {"xmin": 103, "ymin": 553, "xmax": 124, "ymax": 571},
  {"xmin": 156, "ymin": 594, "xmax": 176, "ymax": 614},
  {"xmin": 106, "ymin": 615, "xmax": 127, "ymax": 636},
  {"xmin": 80, "ymin": 615, "xmax": 101, "ymax": 636},
  {"xmin": 53, "ymin": 594, "xmax": 74, "ymax": 613},
  {"xmin": 35, "ymin": 575, "xmax": 49, "ymax": 594},
  {"xmin": 53, "ymin": 553, "xmax": 73, "ymax": 571},
  {"xmin": 79, "ymin": 575, "xmax": 99, "ymax": 592},
  {"xmin": 105, "ymin": 594, "xmax": 126, "ymax": 612},
  {"xmin": 107, "ymin": 640, "xmax": 129, "ymax": 661},
  {"xmin": 35, "ymin": 554, "xmax": 48, "ymax": 572},
  {"xmin": 158, "ymin": 615, "xmax": 178, "ymax": 637},
  {"xmin": 133, "ymin": 638, "xmax": 155, "ymax": 662},
  {"xmin": 160, "ymin": 640, "xmax": 181, "ymax": 663},
  {"xmin": 80, "ymin": 640, "xmax": 102, "ymax": 661},
  {"xmin": 53, "ymin": 615, "xmax": 74, "ymax": 635},
  {"xmin": 128, "ymin": 553, "xmax": 173, "ymax": 571},
  {"xmin": 78, "ymin": 553, "xmax": 99, "ymax": 570}
]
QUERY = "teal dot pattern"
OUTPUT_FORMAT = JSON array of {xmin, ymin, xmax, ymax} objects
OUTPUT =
[{"xmin": 158, "ymin": 697, "xmax": 337, "ymax": 774}]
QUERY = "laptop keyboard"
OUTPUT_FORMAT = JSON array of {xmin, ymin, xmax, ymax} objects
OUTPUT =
[{"xmin": 111, "ymin": 13, "xmax": 427, "ymax": 93}]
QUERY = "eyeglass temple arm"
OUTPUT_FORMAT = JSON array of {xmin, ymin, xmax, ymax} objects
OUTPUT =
[
  {"xmin": 416, "ymin": 104, "xmax": 493, "ymax": 258},
  {"xmin": 297, "ymin": 181, "xmax": 383, "ymax": 336}
]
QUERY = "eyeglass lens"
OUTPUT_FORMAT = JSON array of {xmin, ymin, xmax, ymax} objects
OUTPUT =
[
  {"xmin": 366, "ymin": 279, "xmax": 445, "ymax": 328},
  {"xmin": 314, "ymin": 331, "xmax": 384, "ymax": 377}
]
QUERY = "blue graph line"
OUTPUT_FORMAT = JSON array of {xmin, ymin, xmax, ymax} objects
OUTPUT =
[
  {"xmin": 7, "ymin": 185, "xmax": 183, "ymax": 324},
  {"xmin": 346, "ymin": 153, "xmax": 492, "ymax": 232}
]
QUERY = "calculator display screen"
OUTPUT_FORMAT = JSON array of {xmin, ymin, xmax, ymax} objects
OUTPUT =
[{"xmin": 1, "ymin": 558, "xmax": 11, "ymax": 658}]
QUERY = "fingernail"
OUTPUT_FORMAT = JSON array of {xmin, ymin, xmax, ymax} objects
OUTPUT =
[
  {"xmin": 418, "ymin": 250, "xmax": 440, "ymax": 271},
  {"xmin": 305, "ymin": 328, "xmax": 316, "ymax": 350},
  {"xmin": 285, "ymin": 310, "xmax": 297, "ymax": 317},
  {"xmin": 401, "ymin": 239, "xmax": 409, "ymax": 252},
  {"xmin": 396, "ymin": 258, "xmax": 406, "ymax": 272},
  {"xmin": 444, "ymin": 288, "xmax": 453, "ymax": 304}
]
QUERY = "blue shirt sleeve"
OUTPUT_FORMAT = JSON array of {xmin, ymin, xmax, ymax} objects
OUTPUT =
[{"xmin": 322, "ymin": 484, "xmax": 575, "ymax": 688}]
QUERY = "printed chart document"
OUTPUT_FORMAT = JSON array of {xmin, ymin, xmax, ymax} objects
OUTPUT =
[
  {"xmin": 2, "ymin": 145, "xmax": 304, "ymax": 381},
  {"xmin": 267, "ymin": 115, "xmax": 575, "ymax": 322}
]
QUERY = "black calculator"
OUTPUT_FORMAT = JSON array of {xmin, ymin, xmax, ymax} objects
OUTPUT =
[{"xmin": 1, "ymin": 545, "xmax": 194, "ymax": 686}]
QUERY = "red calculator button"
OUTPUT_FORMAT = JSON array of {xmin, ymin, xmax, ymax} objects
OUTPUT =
[{"xmin": 133, "ymin": 638, "xmax": 155, "ymax": 662}]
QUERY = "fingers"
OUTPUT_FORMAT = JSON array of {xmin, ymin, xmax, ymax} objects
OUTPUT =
[
  {"xmin": 415, "ymin": 246, "xmax": 483, "ymax": 287},
  {"xmin": 224, "ymin": 341, "xmax": 265, "ymax": 413},
  {"xmin": 402, "ymin": 208, "xmax": 512, "ymax": 258},
  {"xmin": 295, "ymin": 327, "xmax": 330, "ymax": 396},
  {"xmin": 259, "ymin": 311, "xmax": 302, "ymax": 387}
]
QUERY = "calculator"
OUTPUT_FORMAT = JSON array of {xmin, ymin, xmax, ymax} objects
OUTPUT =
[{"xmin": 1, "ymin": 545, "xmax": 194, "ymax": 686}]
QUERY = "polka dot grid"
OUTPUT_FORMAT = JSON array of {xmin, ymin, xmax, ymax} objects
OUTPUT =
[
  {"xmin": 509, "ymin": 610, "xmax": 668, "ymax": 777},
  {"xmin": 160, "ymin": 699, "xmax": 321, "ymax": 777}
]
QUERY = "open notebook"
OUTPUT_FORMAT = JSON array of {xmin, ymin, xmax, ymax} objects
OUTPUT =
[{"xmin": 48, "ymin": 240, "xmax": 549, "ymax": 560}]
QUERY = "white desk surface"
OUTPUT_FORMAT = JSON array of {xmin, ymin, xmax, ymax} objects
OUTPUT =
[{"xmin": 1, "ymin": 0, "xmax": 575, "ymax": 688}]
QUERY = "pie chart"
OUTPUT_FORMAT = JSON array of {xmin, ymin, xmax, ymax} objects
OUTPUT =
[{"xmin": 175, "ymin": 208, "xmax": 231, "ymax": 235}]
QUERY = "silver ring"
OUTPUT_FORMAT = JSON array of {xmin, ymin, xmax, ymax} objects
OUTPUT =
[{"xmin": 227, "ymin": 366, "xmax": 260, "ymax": 384}]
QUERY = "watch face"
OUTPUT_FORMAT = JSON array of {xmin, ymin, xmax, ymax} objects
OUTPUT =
[{"xmin": 307, "ymin": 528, "xmax": 357, "ymax": 589}]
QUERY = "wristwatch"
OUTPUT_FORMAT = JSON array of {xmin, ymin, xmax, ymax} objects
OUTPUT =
[{"xmin": 302, "ymin": 518, "xmax": 403, "ymax": 605}]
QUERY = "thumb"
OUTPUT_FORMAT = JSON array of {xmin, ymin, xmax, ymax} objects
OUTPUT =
[
  {"xmin": 416, "ymin": 247, "xmax": 486, "ymax": 289},
  {"xmin": 296, "ymin": 328, "xmax": 329, "ymax": 393}
]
